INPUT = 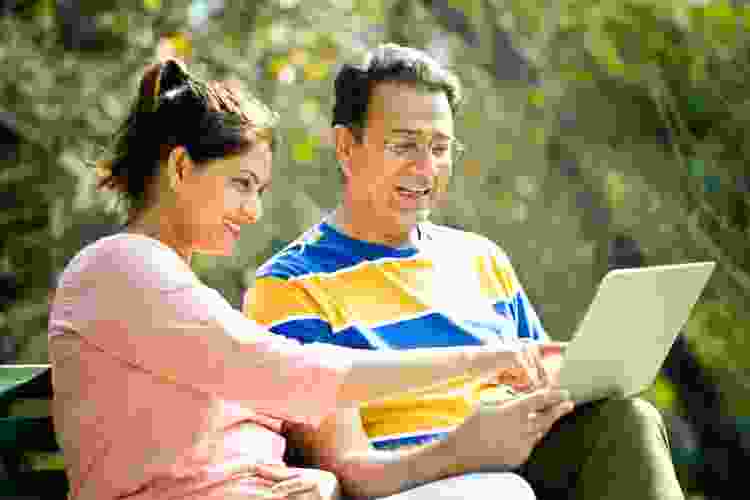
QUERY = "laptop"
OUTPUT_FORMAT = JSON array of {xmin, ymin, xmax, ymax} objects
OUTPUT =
[{"xmin": 557, "ymin": 261, "xmax": 716, "ymax": 404}]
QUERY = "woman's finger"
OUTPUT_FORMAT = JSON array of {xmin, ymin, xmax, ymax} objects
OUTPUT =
[
  {"xmin": 271, "ymin": 477, "xmax": 321, "ymax": 498},
  {"xmin": 255, "ymin": 463, "xmax": 301, "ymax": 481}
]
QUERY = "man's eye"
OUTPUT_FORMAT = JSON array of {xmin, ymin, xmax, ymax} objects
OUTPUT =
[
  {"xmin": 232, "ymin": 178, "xmax": 253, "ymax": 191},
  {"xmin": 431, "ymin": 145, "xmax": 450, "ymax": 157}
]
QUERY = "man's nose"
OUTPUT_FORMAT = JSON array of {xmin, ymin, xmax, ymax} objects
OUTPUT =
[
  {"xmin": 241, "ymin": 198, "xmax": 262, "ymax": 223},
  {"xmin": 412, "ymin": 147, "xmax": 439, "ymax": 176}
]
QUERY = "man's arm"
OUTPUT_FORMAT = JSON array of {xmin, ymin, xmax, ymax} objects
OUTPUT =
[
  {"xmin": 285, "ymin": 388, "xmax": 574, "ymax": 500},
  {"xmin": 284, "ymin": 406, "xmax": 465, "ymax": 500}
]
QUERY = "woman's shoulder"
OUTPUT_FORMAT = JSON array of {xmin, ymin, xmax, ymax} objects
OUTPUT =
[{"xmin": 57, "ymin": 233, "xmax": 195, "ymax": 291}]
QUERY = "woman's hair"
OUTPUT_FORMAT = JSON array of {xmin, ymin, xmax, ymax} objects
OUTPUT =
[{"xmin": 96, "ymin": 59, "xmax": 278, "ymax": 211}]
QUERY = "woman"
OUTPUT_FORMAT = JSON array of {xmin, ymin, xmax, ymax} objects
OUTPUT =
[{"xmin": 49, "ymin": 59, "xmax": 543, "ymax": 500}]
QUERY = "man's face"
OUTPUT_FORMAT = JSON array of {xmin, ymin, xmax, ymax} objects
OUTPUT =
[{"xmin": 344, "ymin": 82, "xmax": 456, "ymax": 243}]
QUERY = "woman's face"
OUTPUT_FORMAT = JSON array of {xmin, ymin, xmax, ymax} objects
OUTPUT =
[{"xmin": 175, "ymin": 141, "xmax": 272, "ymax": 257}]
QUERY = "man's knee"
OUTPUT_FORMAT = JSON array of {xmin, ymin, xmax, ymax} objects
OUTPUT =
[
  {"xmin": 593, "ymin": 397, "xmax": 668, "ymax": 440},
  {"xmin": 469, "ymin": 473, "xmax": 536, "ymax": 500},
  {"xmin": 492, "ymin": 473, "xmax": 537, "ymax": 500},
  {"xmin": 597, "ymin": 397, "xmax": 663, "ymax": 423}
]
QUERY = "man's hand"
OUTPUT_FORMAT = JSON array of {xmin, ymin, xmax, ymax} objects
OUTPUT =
[
  {"xmin": 492, "ymin": 342, "xmax": 567, "ymax": 392},
  {"xmin": 450, "ymin": 387, "xmax": 575, "ymax": 470}
]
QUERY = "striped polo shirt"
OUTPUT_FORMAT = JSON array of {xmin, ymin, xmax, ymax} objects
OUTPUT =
[{"xmin": 246, "ymin": 220, "xmax": 547, "ymax": 449}]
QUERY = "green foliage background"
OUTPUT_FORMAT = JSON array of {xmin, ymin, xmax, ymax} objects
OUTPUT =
[{"xmin": 2, "ymin": 0, "xmax": 749, "ymax": 466}]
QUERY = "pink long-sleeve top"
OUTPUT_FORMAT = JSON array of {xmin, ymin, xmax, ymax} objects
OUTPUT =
[{"xmin": 48, "ymin": 233, "xmax": 352, "ymax": 500}]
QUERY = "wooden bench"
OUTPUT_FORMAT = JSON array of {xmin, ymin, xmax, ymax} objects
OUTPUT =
[{"xmin": 0, "ymin": 364, "xmax": 68, "ymax": 499}]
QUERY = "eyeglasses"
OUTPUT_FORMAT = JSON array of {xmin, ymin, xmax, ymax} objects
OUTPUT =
[{"xmin": 382, "ymin": 136, "xmax": 465, "ymax": 163}]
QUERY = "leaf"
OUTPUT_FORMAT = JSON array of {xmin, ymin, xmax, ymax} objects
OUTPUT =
[
  {"xmin": 605, "ymin": 170, "xmax": 626, "ymax": 209},
  {"xmin": 292, "ymin": 137, "xmax": 318, "ymax": 163},
  {"xmin": 142, "ymin": 0, "xmax": 162, "ymax": 12},
  {"xmin": 644, "ymin": 375, "xmax": 678, "ymax": 411}
]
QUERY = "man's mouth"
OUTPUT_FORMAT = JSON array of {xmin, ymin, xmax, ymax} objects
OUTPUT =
[
  {"xmin": 396, "ymin": 186, "xmax": 431, "ymax": 199},
  {"xmin": 224, "ymin": 221, "xmax": 242, "ymax": 239}
]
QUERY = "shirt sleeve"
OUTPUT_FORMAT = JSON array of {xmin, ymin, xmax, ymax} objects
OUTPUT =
[
  {"xmin": 487, "ymin": 242, "xmax": 549, "ymax": 342},
  {"xmin": 244, "ymin": 275, "xmax": 334, "ymax": 344},
  {"xmin": 51, "ymin": 237, "xmax": 351, "ymax": 427}
]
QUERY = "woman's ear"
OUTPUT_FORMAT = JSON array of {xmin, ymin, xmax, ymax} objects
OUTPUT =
[
  {"xmin": 334, "ymin": 125, "xmax": 355, "ymax": 180},
  {"xmin": 166, "ymin": 146, "xmax": 192, "ymax": 192}
]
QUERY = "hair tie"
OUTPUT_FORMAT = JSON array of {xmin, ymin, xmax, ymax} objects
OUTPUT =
[{"xmin": 94, "ymin": 158, "xmax": 125, "ymax": 192}]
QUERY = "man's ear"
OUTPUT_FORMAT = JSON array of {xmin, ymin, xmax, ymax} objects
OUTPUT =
[
  {"xmin": 166, "ymin": 146, "xmax": 192, "ymax": 192},
  {"xmin": 333, "ymin": 125, "xmax": 356, "ymax": 180}
]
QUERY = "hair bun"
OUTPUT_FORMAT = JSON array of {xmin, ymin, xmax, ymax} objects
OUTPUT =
[{"xmin": 158, "ymin": 59, "xmax": 190, "ymax": 97}]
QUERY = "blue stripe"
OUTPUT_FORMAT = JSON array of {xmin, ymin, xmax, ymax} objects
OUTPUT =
[
  {"xmin": 271, "ymin": 320, "xmax": 378, "ymax": 350},
  {"xmin": 492, "ymin": 300, "xmax": 512, "ymax": 318},
  {"xmin": 509, "ymin": 290, "xmax": 548, "ymax": 341},
  {"xmin": 375, "ymin": 313, "xmax": 485, "ymax": 349},
  {"xmin": 371, "ymin": 432, "xmax": 448, "ymax": 450},
  {"xmin": 269, "ymin": 318, "xmax": 330, "ymax": 344},
  {"xmin": 268, "ymin": 301, "xmax": 533, "ymax": 349},
  {"xmin": 257, "ymin": 222, "xmax": 419, "ymax": 280},
  {"xmin": 321, "ymin": 326, "xmax": 375, "ymax": 349}
]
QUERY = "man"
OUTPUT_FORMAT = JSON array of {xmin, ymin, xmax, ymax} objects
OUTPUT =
[{"xmin": 245, "ymin": 44, "xmax": 684, "ymax": 500}]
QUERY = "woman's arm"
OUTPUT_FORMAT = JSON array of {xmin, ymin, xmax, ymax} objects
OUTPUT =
[
  {"xmin": 57, "ymin": 236, "xmax": 524, "ymax": 428},
  {"xmin": 336, "ymin": 343, "xmax": 521, "ymax": 407}
]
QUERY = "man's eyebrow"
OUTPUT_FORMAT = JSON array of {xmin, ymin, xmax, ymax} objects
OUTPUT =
[
  {"xmin": 241, "ymin": 169, "xmax": 273, "ymax": 189},
  {"xmin": 389, "ymin": 128, "xmax": 419, "ymax": 136},
  {"xmin": 240, "ymin": 169, "xmax": 261, "ymax": 184},
  {"xmin": 388, "ymin": 129, "xmax": 454, "ymax": 140}
]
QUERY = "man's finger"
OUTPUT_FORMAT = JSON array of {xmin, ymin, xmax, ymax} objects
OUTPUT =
[
  {"xmin": 517, "ymin": 388, "xmax": 571, "ymax": 412},
  {"xmin": 519, "ymin": 347, "xmax": 541, "ymax": 389},
  {"xmin": 536, "ymin": 400, "xmax": 575, "ymax": 432},
  {"xmin": 531, "ymin": 346, "xmax": 550, "ymax": 389},
  {"xmin": 539, "ymin": 342, "xmax": 567, "ymax": 357}
]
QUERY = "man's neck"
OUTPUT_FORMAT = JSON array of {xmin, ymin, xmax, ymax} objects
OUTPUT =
[{"xmin": 329, "ymin": 205, "xmax": 420, "ymax": 249}]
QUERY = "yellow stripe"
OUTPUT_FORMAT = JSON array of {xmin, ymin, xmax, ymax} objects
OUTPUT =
[
  {"xmin": 476, "ymin": 254, "xmax": 518, "ymax": 302},
  {"xmin": 245, "ymin": 276, "xmax": 325, "ymax": 327},
  {"xmin": 280, "ymin": 258, "xmax": 436, "ymax": 330},
  {"xmin": 250, "ymin": 255, "xmax": 519, "ymax": 332},
  {"xmin": 360, "ymin": 377, "xmax": 519, "ymax": 441}
]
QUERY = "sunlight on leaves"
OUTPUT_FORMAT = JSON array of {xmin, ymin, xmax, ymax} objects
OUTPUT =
[
  {"xmin": 142, "ymin": 0, "xmax": 162, "ymax": 12},
  {"xmin": 292, "ymin": 136, "xmax": 319, "ymax": 163}
]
